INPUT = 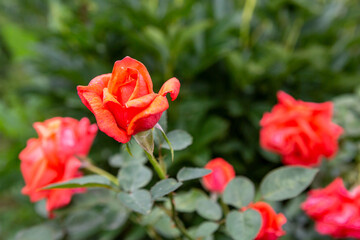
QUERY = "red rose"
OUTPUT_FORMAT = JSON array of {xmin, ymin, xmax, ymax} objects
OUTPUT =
[
  {"xmin": 260, "ymin": 91, "xmax": 343, "ymax": 167},
  {"xmin": 302, "ymin": 178, "xmax": 360, "ymax": 238},
  {"xmin": 77, "ymin": 56, "xmax": 180, "ymax": 143},
  {"xmin": 19, "ymin": 117, "xmax": 97, "ymax": 216},
  {"xmin": 246, "ymin": 202, "xmax": 286, "ymax": 240},
  {"xmin": 202, "ymin": 158, "xmax": 235, "ymax": 193}
]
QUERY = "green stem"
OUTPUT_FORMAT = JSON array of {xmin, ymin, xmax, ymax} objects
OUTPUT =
[
  {"xmin": 145, "ymin": 151, "xmax": 166, "ymax": 180},
  {"xmin": 169, "ymin": 193, "xmax": 194, "ymax": 240},
  {"xmin": 144, "ymin": 151, "xmax": 193, "ymax": 240},
  {"xmin": 219, "ymin": 197, "xmax": 230, "ymax": 216},
  {"xmin": 84, "ymin": 162, "xmax": 119, "ymax": 186}
]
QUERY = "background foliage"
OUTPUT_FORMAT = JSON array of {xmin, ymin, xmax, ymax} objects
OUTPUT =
[{"xmin": 1, "ymin": 0, "xmax": 360, "ymax": 239}]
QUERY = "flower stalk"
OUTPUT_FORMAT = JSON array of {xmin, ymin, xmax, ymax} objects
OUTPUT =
[{"xmin": 144, "ymin": 150, "xmax": 194, "ymax": 240}]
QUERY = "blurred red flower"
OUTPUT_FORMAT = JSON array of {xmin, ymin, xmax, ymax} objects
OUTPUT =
[
  {"xmin": 246, "ymin": 202, "xmax": 286, "ymax": 240},
  {"xmin": 77, "ymin": 56, "xmax": 180, "ymax": 143},
  {"xmin": 302, "ymin": 178, "xmax": 360, "ymax": 238},
  {"xmin": 19, "ymin": 117, "xmax": 97, "ymax": 217},
  {"xmin": 202, "ymin": 158, "xmax": 235, "ymax": 193},
  {"xmin": 260, "ymin": 91, "xmax": 343, "ymax": 167}
]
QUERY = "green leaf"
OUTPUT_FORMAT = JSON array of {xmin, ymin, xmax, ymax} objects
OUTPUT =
[
  {"xmin": 118, "ymin": 164, "xmax": 152, "ymax": 192},
  {"xmin": 196, "ymin": 199, "xmax": 222, "ymax": 221},
  {"xmin": 140, "ymin": 207, "xmax": 164, "ymax": 226},
  {"xmin": 153, "ymin": 215, "xmax": 181, "ymax": 238},
  {"xmin": 102, "ymin": 202, "xmax": 129, "ymax": 230},
  {"xmin": 226, "ymin": 210, "xmax": 262, "ymax": 240},
  {"xmin": 260, "ymin": 166, "xmax": 319, "ymax": 201},
  {"xmin": 223, "ymin": 177, "xmax": 255, "ymax": 208},
  {"xmin": 1, "ymin": 20, "xmax": 37, "ymax": 62},
  {"xmin": 195, "ymin": 222, "xmax": 219, "ymax": 238},
  {"xmin": 15, "ymin": 223, "xmax": 64, "ymax": 240},
  {"xmin": 172, "ymin": 189, "xmax": 208, "ymax": 213},
  {"xmin": 109, "ymin": 142, "xmax": 146, "ymax": 168},
  {"xmin": 134, "ymin": 129, "xmax": 154, "ymax": 154},
  {"xmin": 118, "ymin": 190, "xmax": 153, "ymax": 215},
  {"xmin": 177, "ymin": 167, "xmax": 211, "ymax": 182},
  {"xmin": 150, "ymin": 178, "xmax": 182, "ymax": 199},
  {"xmin": 34, "ymin": 200, "xmax": 47, "ymax": 218},
  {"xmin": 65, "ymin": 210, "xmax": 105, "ymax": 239},
  {"xmin": 162, "ymin": 129, "xmax": 193, "ymax": 151},
  {"xmin": 43, "ymin": 175, "xmax": 112, "ymax": 190}
]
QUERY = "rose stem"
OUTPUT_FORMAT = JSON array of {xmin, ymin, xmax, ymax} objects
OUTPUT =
[
  {"xmin": 144, "ymin": 151, "xmax": 194, "ymax": 240},
  {"xmin": 83, "ymin": 160, "xmax": 119, "ymax": 186}
]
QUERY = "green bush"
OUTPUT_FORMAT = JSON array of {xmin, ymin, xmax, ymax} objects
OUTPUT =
[{"xmin": 1, "ymin": 0, "xmax": 360, "ymax": 239}]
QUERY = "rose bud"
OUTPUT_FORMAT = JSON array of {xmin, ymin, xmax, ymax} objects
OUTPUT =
[
  {"xmin": 260, "ymin": 91, "xmax": 343, "ymax": 167},
  {"xmin": 77, "ymin": 56, "xmax": 180, "ymax": 143},
  {"xmin": 20, "ymin": 117, "xmax": 97, "ymax": 217},
  {"xmin": 202, "ymin": 158, "xmax": 235, "ymax": 193}
]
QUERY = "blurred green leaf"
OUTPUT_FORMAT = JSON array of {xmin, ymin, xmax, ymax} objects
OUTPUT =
[
  {"xmin": 153, "ymin": 214, "xmax": 181, "ymax": 238},
  {"xmin": 195, "ymin": 221, "xmax": 219, "ymax": 238},
  {"xmin": 260, "ymin": 167, "xmax": 318, "ymax": 201},
  {"xmin": 43, "ymin": 175, "xmax": 112, "ymax": 190},
  {"xmin": 118, "ymin": 164, "xmax": 152, "ymax": 192},
  {"xmin": 118, "ymin": 190, "xmax": 153, "ymax": 215},
  {"xmin": 150, "ymin": 178, "xmax": 182, "ymax": 199},
  {"xmin": 65, "ymin": 210, "xmax": 105, "ymax": 240},
  {"xmin": 177, "ymin": 167, "xmax": 211, "ymax": 182},
  {"xmin": 109, "ymin": 141, "xmax": 147, "ymax": 168},
  {"xmin": 171, "ymin": 189, "xmax": 208, "ymax": 213},
  {"xmin": 226, "ymin": 210, "xmax": 262, "ymax": 240},
  {"xmin": 223, "ymin": 177, "xmax": 255, "ymax": 208},
  {"xmin": 15, "ymin": 223, "xmax": 64, "ymax": 240},
  {"xmin": 102, "ymin": 202, "xmax": 128, "ymax": 231},
  {"xmin": 196, "ymin": 199, "xmax": 222, "ymax": 221},
  {"xmin": 0, "ymin": 20, "xmax": 36, "ymax": 61},
  {"xmin": 162, "ymin": 129, "xmax": 193, "ymax": 151}
]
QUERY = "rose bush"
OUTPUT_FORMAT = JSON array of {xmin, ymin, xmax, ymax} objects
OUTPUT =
[
  {"xmin": 19, "ymin": 117, "xmax": 97, "ymax": 216},
  {"xmin": 77, "ymin": 56, "xmax": 180, "ymax": 143},
  {"xmin": 302, "ymin": 178, "xmax": 360, "ymax": 238},
  {"xmin": 260, "ymin": 91, "xmax": 343, "ymax": 167},
  {"xmin": 16, "ymin": 57, "xmax": 349, "ymax": 240}
]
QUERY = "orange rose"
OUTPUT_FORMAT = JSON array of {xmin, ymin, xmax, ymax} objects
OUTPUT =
[
  {"xmin": 202, "ymin": 158, "xmax": 235, "ymax": 193},
  {"xmin": 260, "ymin": 91, "xmax": 343, "ymax": 167},
  {"xmin": 77, "ymin": 56, "xmax": 180, "ymax": 143},
  {"xmin": 20, "ymin": 117, "xmax": 97, "ymax": 216},
  {"xmin": 246, "ymin": 202, "xmax": 286, "ymax": 240}
]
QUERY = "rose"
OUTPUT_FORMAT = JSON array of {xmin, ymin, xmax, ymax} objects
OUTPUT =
[
  {"xmin": 202, "ymin": 158, "xmax": 235, "ymax": 193},
  {"xmin": 19, "ymin": 117, "xmax": 97, "ymax": 216},
  {"xmin": 302, "ymin": 178, "xmax": 360, "ymax": 238},
  {"xmin": 77, "ymin": 56, "xmax": 180, "ymax": 143},
  {"xmin": 260, "ymin": 91, "xmax": 343, "ymax": 167},
  {"xmin": 245, "ymin": 202, "xmax": 286, "ymax": 240}
]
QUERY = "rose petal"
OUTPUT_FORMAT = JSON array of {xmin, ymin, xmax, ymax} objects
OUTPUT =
[
  {"xmin": 277, "ymin": 91, "xmax": 296, "ymax": 106},
  {"xmin": 109, "ymin": 57, "xmax": 153, "ymax": 94},
  {"xmin": 82, "ymin": 90, "xmax": 130, "ymax": 143},
  {"xmin": 127, "ymin": 95, "xmax": 169, "ymax": 135},
  {"xmin": 77, "ymin": 73, "xmax": 112, "ymax": 112},
  {"xmin": 128, "ymin": 72, "xmax": 153, "ymax": 101},
  {"xmin": 159, "ymin": 77, "xmax": 180, "ymax": 101},
  {"xmin": 126, "ymin": 93, "xmax": 157, "ymax": 108}
]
